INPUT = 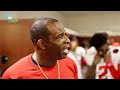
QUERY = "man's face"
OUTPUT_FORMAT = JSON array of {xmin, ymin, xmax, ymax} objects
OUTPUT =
[{"xmin": 45, "ymin": 22, "xmax": 70, "ymax": 60}]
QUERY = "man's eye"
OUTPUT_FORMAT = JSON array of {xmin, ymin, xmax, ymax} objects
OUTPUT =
[{"xmin": 59, "ymin": 34, "xmax": 63, "ymax": 38}]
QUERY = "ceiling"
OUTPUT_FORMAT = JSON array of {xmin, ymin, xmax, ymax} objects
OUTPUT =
[
  {"xmin": 60, "ymin": 11, "xmax": 120, "ymax": 15},
  {"xmin": 60, "ymin": 11, "xmax": 120, "ymax": 36}
]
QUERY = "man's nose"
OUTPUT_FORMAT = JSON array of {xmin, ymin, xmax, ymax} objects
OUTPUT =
[{"xmin": 65, "ymin": 36, "xmax": 70, "ymax": 44}]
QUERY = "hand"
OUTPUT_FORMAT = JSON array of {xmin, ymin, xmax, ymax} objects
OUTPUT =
[
  {"xmin": 97, "ymin": 43, "xmax": 109, "ymax": 57},
  {"xmin": 92, "ymin": 54, "xmax": 102, "ymax": 66},
  {"xmin": 104, "ymin": 50, "xmax": 111, "ymax": 62},
  {"xmin": 98, "ymin": 49, "xmax": 105, "ymax": 57}
]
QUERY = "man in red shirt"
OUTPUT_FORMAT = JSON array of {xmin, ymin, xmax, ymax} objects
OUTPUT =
[{"xmin": 2, "ymin": 17, "xmax": 78, "ymax": 79}]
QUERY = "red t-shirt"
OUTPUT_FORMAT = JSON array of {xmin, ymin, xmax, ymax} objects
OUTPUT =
[{"xmin": 2, "ymin": 54, "xmax": 78, "ymax": 79}]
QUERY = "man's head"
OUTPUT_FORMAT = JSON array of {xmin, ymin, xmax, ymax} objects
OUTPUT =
[
  {"xmin": 90, "ymin": 32, "xmax": 110, "ymax": 57},
  {"xmin": 30, "ymin": 17, "xmax": 70, "ymax": 60},
  {"xmin": 80, "ymin": 40, "xmax": 90, "ymax": 49}
]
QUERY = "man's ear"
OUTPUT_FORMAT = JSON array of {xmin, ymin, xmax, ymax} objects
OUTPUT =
[{"xmin": 37, "ymin": 39, "xmax": 46, "ymax": 49}]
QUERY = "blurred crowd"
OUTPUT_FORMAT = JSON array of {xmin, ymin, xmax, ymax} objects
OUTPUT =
[{"xmin": 67, "ymin": 33, "xmax": 120, "ymax": 79}]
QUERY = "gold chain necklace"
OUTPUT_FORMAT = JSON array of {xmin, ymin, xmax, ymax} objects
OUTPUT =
[{"xmin": 35, "ymin": 60, "xmax": 60, "ymax": 79}]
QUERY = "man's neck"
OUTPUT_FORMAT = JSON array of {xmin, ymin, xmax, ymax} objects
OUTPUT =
[{"xmin": 32, "ymin": 52, "xmax": 57, "ymax": 67}]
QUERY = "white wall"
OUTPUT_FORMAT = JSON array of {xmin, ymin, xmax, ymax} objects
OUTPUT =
[{"xmin": 64, "ymin": 11, "xmax": 120, "ymax": 36}]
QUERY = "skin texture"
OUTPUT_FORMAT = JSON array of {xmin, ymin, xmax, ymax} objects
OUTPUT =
[{"xmin": 33, "ymin": 21, "xmax": 70, "ymax": 67}]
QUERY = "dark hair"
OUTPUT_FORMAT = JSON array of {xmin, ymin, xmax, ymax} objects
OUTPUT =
[
  {"xmin": 69, "ymin": 35, "xmax": 77, "ymax": 41},
  {"xmin": 90, "ymin": 32, "xmax": 109, "ymax": 50},
  {"xmin": 80, "ymin": 40, "xmax": 90, "ymax": 48},
  {"xmin": 30, "ymin": 17, "xmax": 58, "ymax": 44}
]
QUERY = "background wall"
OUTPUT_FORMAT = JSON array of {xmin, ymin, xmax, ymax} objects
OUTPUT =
[{"xmin": 0, "ymin": 19, "xmax": 35, "ymax": 67}]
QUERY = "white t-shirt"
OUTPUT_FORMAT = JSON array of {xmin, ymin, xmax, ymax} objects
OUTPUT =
[
  {"xmin": 68, "ymin": 51, "xmax": 83, "ymax": 79},
  {"xmin": 94, "ymin": 46, "xmax": 120, "ymax": 79},
  {"xmin": 83, "ymin": 46, "xmax": 97, "ymax": 66}
]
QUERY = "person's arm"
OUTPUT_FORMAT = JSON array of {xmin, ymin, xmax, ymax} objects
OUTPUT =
[
  {"xmin": 85, "ymin": 64, "xmax": 96, "ymax": 79},
  {"xmin": 85, "ymin": 54, "xmax": 102, "ymax": 79}
]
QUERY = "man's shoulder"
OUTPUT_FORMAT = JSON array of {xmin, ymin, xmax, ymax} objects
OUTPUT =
[
  {"xmin": 60, "ymin": 57, "xmax": 76, "ymax": 65},
  {"xmin": 10, "ymin": 54, "xmax": 32, "ymax": 68},
  {"xmin": 60, "ymin": 57, "xmax": 78, "ymax": 76},
  {"xmin": 2, "ymin": 54, "xmax": 33, "ymax": 77}
]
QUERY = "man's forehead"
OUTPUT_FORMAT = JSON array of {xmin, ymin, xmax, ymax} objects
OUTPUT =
[
  {"xmin": 47, "ymin": 22, "xmax": 64, "ymax": 30},
  {"xmin": 47, "ymin": 23, "xmax": 65, "ymax": 37},
  {"xmin": 55, "ymin": 22, "xmax": 65, "ymax": 31}
]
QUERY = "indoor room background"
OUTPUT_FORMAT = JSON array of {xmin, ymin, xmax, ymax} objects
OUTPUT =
[{"xmin": 0, "ymin": 11, "xmax": 120, "ymax": 69}]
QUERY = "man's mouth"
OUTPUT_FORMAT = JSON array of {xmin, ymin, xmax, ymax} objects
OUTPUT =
[
  {"xmin": 63, "ymin": 45, "xmax": 70, "ymax": 54},
  {"xmin": 63, "ymin": 48, "xmax": 69, "ymax": 54}
]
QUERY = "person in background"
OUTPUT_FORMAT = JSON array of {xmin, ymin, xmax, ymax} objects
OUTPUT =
[
  {"xmin": 78, "ymin": 40, "xmax": 91, "ymax": 67},
  {"xmin": 110, "ymin": 38, "xmax": 115, "ymax": 45},
  {"xmin": 2, "ymin": 17, "xmax": 78, "ymax": 79},
  {"xmin": 67, "ymin": 35, "xmax": 83, "ymax": 79},
  {"xmin": 108, "ymin": 41, "xmax": 120, "ymax": 79},
  {"xmin": 85, "ymin": 32, "xmax": 120, "ymax": 79},
  {"xmin": 85, "ymin": 32, "xmax": 111, "ymax": 79},
  {"xmin": 76, "ymin": 40, "xmax": 97, "ymax": 79}
]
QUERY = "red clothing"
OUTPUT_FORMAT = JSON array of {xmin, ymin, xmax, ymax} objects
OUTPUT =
[
  {"xmin": 106, "ymin": 45, "xmax": 120, "ymax": 79},
  {"xmin": 2, "ymin": 54, "xmax": 78, "ymax": 79},
  {"xmin": 106, "ymin": 61, "xmax": 120, "ymax": 79}
]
